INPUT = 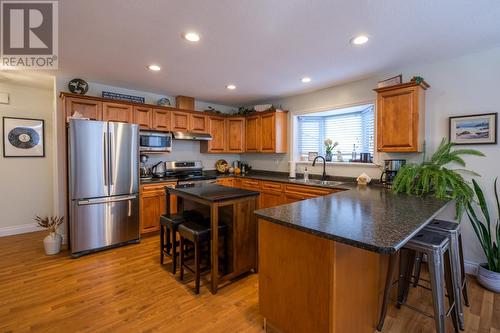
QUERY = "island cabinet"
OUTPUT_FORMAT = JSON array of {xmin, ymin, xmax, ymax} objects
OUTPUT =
[
  {"xmin": 64, "ymin": 96, "xmax": 102, "ymax": 120},
  {"xmin": 139, "ymin": 182, "xmax": 177, "ymax": 234},
  {"xmin": 102, "ymin": 102, "xmax": 133, "ymax": 123},
  {"xmin": 245, "ymin": 111, "xmax": 288, "ymax": 153},
  {"xmin": 133, "ymin": 106, "xmax": 152, "ymax": 129},
  {"xmin": 374, "ymin": 81, "xmax": 429, "ymax": 152},
  {"xmin": 259, "ymin": 220, "xmax": 387, "ymax": 333}
]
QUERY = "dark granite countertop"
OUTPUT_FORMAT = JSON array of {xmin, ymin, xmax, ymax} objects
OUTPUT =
[
  {"xmin": 254, "ymin": 184, "xmax": 451, "ymax": 254},
  {"xmin": 167, "ymin": 183, "xmax": 259, "ymax": 202}
]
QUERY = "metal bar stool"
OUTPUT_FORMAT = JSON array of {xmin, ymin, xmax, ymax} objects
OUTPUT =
[
  {"xmin": 160, "ymin": 210, "xmax": 204, "ymax": 273},
  {"xmin": 178, "ymin": 221, "xmax": 228, "ymax": 294},
  {"xmin": 377, "ymin": 229, "xmax": 460, "ymax": 333},
  {"xmin": 413, "ymin": 219, "xmax": 470, "ymax": 330}
]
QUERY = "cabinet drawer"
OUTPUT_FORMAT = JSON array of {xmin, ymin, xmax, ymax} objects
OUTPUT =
[
  {"xmin": 141, "ymin": 182, "xmax": 176, "ymax": 192},
  {"xmin": 260, "ymin": 181, "xmax": 283, "ymax": 193},
  {"xmin": 240, "ymin": 179, "xmax": 260, "ymax": 190},
  {"xmin": 284, "ymin": 184, "xmax": 333, "ymax": 197}
]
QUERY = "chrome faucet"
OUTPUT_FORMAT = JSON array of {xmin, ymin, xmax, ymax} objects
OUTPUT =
[{"xmin": 312, "ymin": 155, "xmax": 327, "ymax": 180}]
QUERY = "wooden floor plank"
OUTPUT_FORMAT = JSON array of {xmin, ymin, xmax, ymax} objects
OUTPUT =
[{"xmin": 0, "ymin": 231, "xmax": 497, "ymax": 332}]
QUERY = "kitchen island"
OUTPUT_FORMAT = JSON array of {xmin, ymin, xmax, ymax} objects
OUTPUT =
[
  {"xmin": 255, "ymin": 184, "xmax": 451, "ymax": 333},
  {"xmin": 167, "ymin": 183, "xmax": 260, "ymax": 294}
]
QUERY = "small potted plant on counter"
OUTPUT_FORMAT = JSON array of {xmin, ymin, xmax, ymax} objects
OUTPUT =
[
  {"xmin": 35, "ymin": 215, "xmax": 64, "ymax": 255},
  {"xmin": 324, "ymin": 139, "xmax": 338, "ymax": 162},
  {"xmin": 466, "ymin": 179, "xmax": 500, "ymax": 293}
]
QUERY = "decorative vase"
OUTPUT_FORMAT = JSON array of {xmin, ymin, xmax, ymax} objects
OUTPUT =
[
  {"xmin": 477, "ymin": 264, "xmax": 500, "ymax": 293},
  {"xmin": 325, "ymin": 151, "xmax": 332, "ymax": 162},
  {"xmin": 43, "ymin": 232, "xmax": 62, "ymax": 255}
]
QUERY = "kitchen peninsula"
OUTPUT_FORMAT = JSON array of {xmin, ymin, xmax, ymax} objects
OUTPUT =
[{"xmin": 255, "ymin": 184, "xmax": 451, "ymax": 333}]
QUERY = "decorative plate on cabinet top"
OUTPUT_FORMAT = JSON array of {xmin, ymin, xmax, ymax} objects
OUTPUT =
[
  {"xmin": 157, "ymin": 97, "xmax": 171, "ymax": 106},
  {"xmin": 68, "ymin": 78, "xmax": 89, "ymax": 95}
]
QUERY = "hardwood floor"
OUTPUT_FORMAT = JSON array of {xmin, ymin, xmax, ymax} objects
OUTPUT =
[{"xmin": 0, "ymin": 231, "xmax": 498, "ymax": 333}]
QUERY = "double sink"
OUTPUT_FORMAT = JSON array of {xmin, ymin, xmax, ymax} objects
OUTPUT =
[{"xmin": 290, "ymin": 178, "xmax": 344, "ymax": 188}]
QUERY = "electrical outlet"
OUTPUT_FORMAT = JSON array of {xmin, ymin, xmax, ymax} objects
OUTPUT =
[{"xmin": 0, "ymin": 92, "xmax": 9, "ymax": 104}]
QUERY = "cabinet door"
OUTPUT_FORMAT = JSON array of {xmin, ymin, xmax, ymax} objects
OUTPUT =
[
  {"xmin": 226, "ymin": 118, "xmax": 245, "ymax": 153},
  {"xmin": 260, "ymin": 191, "xmax": 284, "ymax": 208},
  {"xmin": 171, "ymin": 111, "xmax": 189, "ymax": 131},
  {"xmin": 240, "ymin": 179, "xmax": 261, "ymax": 191},
  {"xmin": 377, "ymin": 86, "xmax": 421, "ymax": 152},
  {"xmin": 140, "ymin": 190, "xmax": 162, "ymax": 233},
  {"xmin": 65, "ymin": 97, "xmax": 102, "ymax": 121},
  {"xmin": 133, "ymin": 106, "xmax": 152, "ymax": 129},
  {"xmin": 261, "ymin": 113, "xmax": 276, "ymax": 152},
  {"xmin": 207, "ymin": 116, "xmax": 226, "ymax": 152},
  {"xmin": 245, "ymin": 115, "xmax": 261, "ymax": 152},
  {"xmin": 152, "ymin": 109, "xmax": 171, "ymax": 131},
  {"xmin": 189, "ymin": 114, "xmax": 208, "ymax": 133},
  {"xmin": 102, "ymin": 102, "xmax": 133, "ymax": 123},
  {"xmin": 217, "ymin": 177, "xmax": 234, "ymax": 187}
]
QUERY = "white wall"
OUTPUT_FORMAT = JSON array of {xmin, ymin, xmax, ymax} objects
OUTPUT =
[
  {"xmin": 249, "ymin": 46, "xmax": 500, "ymax": 270},
  {"xmin": 0, "ymin": 77, "xmax": 55, "ymax": 236}
]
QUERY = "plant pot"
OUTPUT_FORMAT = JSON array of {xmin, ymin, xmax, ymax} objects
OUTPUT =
[
  {"xmin": 43, "ymin": 232, "xmax": 62, "ymax": 255},
  {"xmin": 325, "ymin": 151, "xmax": 332, "ymax": 162},
  {"xmin": 477, "ymin": 263, "xmax": 500, "ymax": 293}
]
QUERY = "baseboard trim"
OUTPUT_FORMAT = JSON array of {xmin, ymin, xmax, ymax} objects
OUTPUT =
[
  {"xmin": 0, "ymin": 223, "xmax": 40, "ymax": 237},
  {"xmin": 464, "ymin": 260, "xmax": 479, "ymax": 276}
]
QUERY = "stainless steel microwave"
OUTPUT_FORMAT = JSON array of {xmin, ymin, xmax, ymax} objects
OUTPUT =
[{"xmin": 139, "ymin": 131, "xmax": 172, "ymax": 152}]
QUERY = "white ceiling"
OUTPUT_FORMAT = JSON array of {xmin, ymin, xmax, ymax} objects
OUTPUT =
[{"xmin": 57, "ymin": 0, "xmax": 500, "ymax": 105}]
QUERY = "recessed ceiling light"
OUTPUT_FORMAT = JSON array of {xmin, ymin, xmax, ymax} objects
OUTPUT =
[
  {"xmin": 301, "ymin": 77, "xmax": 311, "ymax": 83},
  {"xmin": 148, "ymin": 64, "xmax": 161, "ymax": 71},
  {"xmin": 351, "ymin": 35, "xmax": 369, "ymax": 45},
  {"xmin": 226, "ymin": 84, "xmax": 236, "ymax": 90},
  {"xmin": 183, "ymin": 32, "xmax": 200, "ymax": 42}
]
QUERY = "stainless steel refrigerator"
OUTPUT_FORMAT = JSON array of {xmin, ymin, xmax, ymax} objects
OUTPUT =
[{"xmin": 68, "ymin": 119, "xmax": 140, "ymax": 257}]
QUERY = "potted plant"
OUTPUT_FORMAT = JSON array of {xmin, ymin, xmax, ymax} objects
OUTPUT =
[
  {"xmin": 35, "ymin": 215, "xmax": 64, "ymax": 255},
  {"xmin": 324, "ymin": 139, "xmax": 338, "ymax": 162},
  {"xmin": 466, "ymin": 179, "xmax": 500, "ymax": 292},
  {"xmin": 392, "ymin": 138, "xmax": 484, "ymax": 218}
]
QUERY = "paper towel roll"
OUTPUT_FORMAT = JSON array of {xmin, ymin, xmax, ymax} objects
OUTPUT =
[{"xmin": 289, "ymin": 161, "xmax": 296, "ymax": 178}]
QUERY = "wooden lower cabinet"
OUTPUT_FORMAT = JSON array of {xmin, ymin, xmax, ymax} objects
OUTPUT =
[
  {"xmin": 216, "ymin": 177, "xmax": 234, "ymax": 187},
  {"xmin": 260, "ymin": 191, "xmax": 284, "ymax": 208},
  {"xmin": 139, "ymin": 182, "xmax": 177, "ymax": 234}
]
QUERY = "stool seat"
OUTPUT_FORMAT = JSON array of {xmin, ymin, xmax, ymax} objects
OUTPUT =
[
  {"xmin": 407, "ymin": 231, "xmax": 449, "ymax": 249},
  {"xmin": 178, "ymin": 221, "xmax": 226, "ymax": 242}
]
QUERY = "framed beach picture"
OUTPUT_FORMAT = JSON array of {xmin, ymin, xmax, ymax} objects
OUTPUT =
[
  {"xmin": 3, "ymin": 117, "xmax": 45, "ymax": 157},
  {"xmin": 449, "ymin": 113, "xmax": 497, "ymax": 145}
]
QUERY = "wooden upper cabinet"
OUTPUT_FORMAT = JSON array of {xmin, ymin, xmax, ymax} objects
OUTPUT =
[
  {"xmin": 171, "ymin": 111, "xmax": 189, "ymax": 131},
  {"xmin": 102, "ymin": 102, "xmax": 133, "ymax": 123},
  {"xmin": 189, "ymin": 113, "xmax": 208, "ymax": 133},
  {"xmin": 152, "ymin": 108, "xmax": 171, "ymax": 131},
  {"xmin": 374, "ymin": 81, "xmax": 428, "ymax": 152},
  {"xmin": 244, "ymin": 111, "xmax": 287, "ymax": 153},
  {"xmin": 133, "ymin": 106, "xmax": 152, "ymax": 129},
  {"xmin": 65, "ymin": 97, "xmax": 102, "ymax": 121},
  {"xmin": 245, "ymin": 115, "xmax": 261, "ymax": 152},
  {"xmin": 226, "ymin": 117, "xmax": 245, "ymax": 153},
  {"xmin": 201, "ymin": 116, "xmax": 225, "ymax": 153}
]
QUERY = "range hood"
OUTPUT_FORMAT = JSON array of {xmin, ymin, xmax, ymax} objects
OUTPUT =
[{"xmin": 171, "ymin": 131, "xmax": 212, "ymax": 141}]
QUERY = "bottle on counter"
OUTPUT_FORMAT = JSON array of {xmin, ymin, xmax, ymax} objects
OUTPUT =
[
  {"xmin": 303, "ymin": 167, "xmax": 309, "ymax": 181},
  {"xmin": 351, "ymin": 144, "xmax": 357, "ymax": 162}
]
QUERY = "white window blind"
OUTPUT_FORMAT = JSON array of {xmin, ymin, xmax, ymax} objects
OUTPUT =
[{"xmin": 297, "ymin": 105, "xmax": 374, "ymax": 160}]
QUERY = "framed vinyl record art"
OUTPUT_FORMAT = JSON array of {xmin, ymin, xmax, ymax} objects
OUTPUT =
[
  {"xmin": 449, "ymin": 113, "xmax": 497, "ymax": 145},
  {"xmin": 3, "ymin": 117, "xmax": 45, "ymax": 157}
]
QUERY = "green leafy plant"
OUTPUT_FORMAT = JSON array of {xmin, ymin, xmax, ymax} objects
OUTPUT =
[
  {"xmin": 35, "ymin": 215, "xmax": 64, "ymax": 234},
  {"xmin": 392, "ymin": 138, "xmax": 484, "ymax": 217},
  {"xmin": 466, "ymin": 179, "xmax": 500, "ymax": 273}
]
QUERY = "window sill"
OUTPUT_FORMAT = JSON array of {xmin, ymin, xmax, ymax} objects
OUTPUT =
[{"xmin": 294, "ymin": 161, "xmax": 380, "ymax": 168}]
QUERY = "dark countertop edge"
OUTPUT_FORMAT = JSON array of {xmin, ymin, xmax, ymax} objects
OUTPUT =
[
  {"xmin": 255, "ymin": 196, "xmax": 453, "ymax": 255},
  {"xmin": 167, "ymin": 186, "xmax": 260, "ymax": 202}
]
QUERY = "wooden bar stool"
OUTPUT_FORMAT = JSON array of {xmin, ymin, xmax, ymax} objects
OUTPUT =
[
  {"xmin": 413, "ymin": 219, "xmax": 470, "ymax": 330},
  {"xmin": 178, "ymin": 221, "xmax": 228, "ymax": 294},
  {"xmin": 377, "ymin": 230, "xmax": 460, "ymax": 333},
  {"xmin": 159, "ymin": 210, "xmax": 204, "ymax": 273}
]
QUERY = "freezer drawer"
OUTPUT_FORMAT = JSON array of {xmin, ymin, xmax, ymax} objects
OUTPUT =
[{"xmin": 70, "ymin": 195, "xmax": 139, "ymax": 255}]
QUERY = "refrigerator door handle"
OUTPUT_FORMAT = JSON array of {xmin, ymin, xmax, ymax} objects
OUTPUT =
[
  {"xmin": 103, "ymin": 131, "xmax": 108, "ymax": 186},
  {"xmin": 77, "ymin": 195, "xmax": 137, "ymax": 206},
  {"xmin": 108, "ymin": 131, "xmax": 114, "ymax": 186}
]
